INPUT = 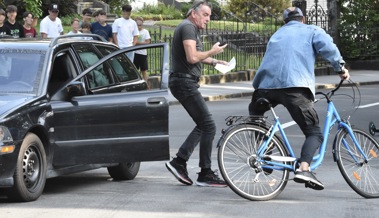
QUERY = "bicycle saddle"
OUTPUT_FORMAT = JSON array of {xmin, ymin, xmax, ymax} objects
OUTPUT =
[{"xmin": 255, "ymin": 98, "xmax": 272, "ymax": 111}]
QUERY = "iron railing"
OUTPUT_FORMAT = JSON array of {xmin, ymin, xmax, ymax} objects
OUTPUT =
[{"xmin": 146, "ymin": 4, "xmax": 280, "ymax": 76}]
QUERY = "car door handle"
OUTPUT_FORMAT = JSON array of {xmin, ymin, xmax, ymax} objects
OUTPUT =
[{"xmin": 147, "ymin": 97, "xmax": 166, "ymax": 105}]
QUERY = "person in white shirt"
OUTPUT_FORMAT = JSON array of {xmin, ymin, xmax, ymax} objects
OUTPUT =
[
  {"xmin": 40, "ymin": 4, "xmax": 63, "ymax": 38},
  {"xmin": 133, "ymin": 17, "xmax": 151, "ymax": 84},
  {"xmin": 112, "ymin": 4, "xmax": 139, "ymax": 61},
  {"xmin": 66, "ymin": 18, "xmax": 81, "ymax": 35}
]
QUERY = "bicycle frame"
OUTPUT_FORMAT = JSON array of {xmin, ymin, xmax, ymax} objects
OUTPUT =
[
  {"xmin": 218, "ymin": 80, "xmax": 379, "ymax": 200},
  {"xmin": 257, "ymin": 98, "xmax": 369, "ymax": 172}
]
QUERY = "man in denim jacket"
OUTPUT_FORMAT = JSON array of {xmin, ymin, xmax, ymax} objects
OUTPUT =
[{"xmin": 249, "ymin": 7, "xmax": 350, "ymax": 190}]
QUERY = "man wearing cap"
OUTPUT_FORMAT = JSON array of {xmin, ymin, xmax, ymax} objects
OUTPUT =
[
  {"xmin": 40, "ymin": 4, "xmax": 64, "ymax": 38},
  {"xmin": 112, "ymin": 4, "xmax": 139, "ymax": 61},
  {"xmin": 4, "ymin": 5, "xmax": 24, "ymax": 38},
  {"xmin": 249, "ymin": 7, "xmax": 350, "ymax": 190}
]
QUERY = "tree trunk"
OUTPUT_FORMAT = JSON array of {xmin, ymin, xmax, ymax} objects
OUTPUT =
[{"xmin": 327, "ymin": 0, "xmax": 339, "ymax": 45}]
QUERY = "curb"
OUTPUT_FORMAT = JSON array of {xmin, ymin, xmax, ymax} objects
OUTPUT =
[{"xmin": 169, "ymin": 80, "xmax": 379, "ymax": 106}]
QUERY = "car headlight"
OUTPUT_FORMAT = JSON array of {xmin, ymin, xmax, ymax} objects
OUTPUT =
[{"xmin": 0, "ymin": 126, "xmax": 15, "ymax": 154}]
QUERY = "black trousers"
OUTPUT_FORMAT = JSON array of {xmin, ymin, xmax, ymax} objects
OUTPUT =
[
  {"xmin": 169, "ymin": 76, "xmax": 216, "ymax": 169},
  {"xmin": 248, "ymin": 88, "xmax": 323, "ymax": 164}
]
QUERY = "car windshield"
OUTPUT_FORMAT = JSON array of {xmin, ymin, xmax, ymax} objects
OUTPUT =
[{"xmin": 0, "ymin": 49, "xmax": 44, "ymax": 95}]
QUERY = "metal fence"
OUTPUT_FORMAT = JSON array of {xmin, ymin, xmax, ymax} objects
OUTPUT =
[
  {"xmin": 144, "ymin": 0, "xmax": 355, "ymax": 77},
  {"xmin": 145, "ymin": 3, "xmax": 281, "ymax": 76}
]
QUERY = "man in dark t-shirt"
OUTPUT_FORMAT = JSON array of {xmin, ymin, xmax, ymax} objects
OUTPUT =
[
  {"xmin": 4, "ymin": 5, "xmax": 24, "ymax": 38},
  {"xmin": 91, "ymin": 10, "xmax": 113, "ymax": 42},
  {"xmin": 165, "ymin": 1, "xmax": 229, "ymax": 187}
]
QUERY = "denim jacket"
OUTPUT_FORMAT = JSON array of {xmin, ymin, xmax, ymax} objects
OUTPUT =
[{"xmin": 252, "ymin": 21, "xmax": 345, "ymax": 97}]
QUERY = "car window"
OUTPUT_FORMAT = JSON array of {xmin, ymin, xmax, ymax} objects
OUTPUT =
[
  {"xmin": 73, "ymin": 44, "xmax": 113, "ymax": 89},
  {"xmin": 0, "ymin": 49, "xmax": 44, "ymax": 94},
  {"xmin": 96, "ymin": 46, "xmax": 139, "ymax": 83},
  {"xmin": 49, "ymin": 50, "xmax": 76, "ymax": 94}
]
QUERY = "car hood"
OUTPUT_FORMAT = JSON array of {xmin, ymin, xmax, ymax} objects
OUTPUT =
[{"xmin": 0, "ymin": 95, "xmax": 33, "ymax": 118}]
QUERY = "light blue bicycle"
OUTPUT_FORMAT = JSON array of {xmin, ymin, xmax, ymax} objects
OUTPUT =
[{"xmin": 217, "ymin": 80, "xmax": 379, "ymax": 200}]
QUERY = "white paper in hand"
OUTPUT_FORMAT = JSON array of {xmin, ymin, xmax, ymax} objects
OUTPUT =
[{"xmin": 215, "ymin": 57, "xmax": 236, "ymax": 74}]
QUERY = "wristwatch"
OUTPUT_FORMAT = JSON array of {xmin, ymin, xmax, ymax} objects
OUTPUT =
[{"xmin": 211, "ymin": 59, "xmax": 216, "ymax": 66}]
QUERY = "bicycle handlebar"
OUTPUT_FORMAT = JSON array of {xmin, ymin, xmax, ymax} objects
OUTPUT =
[{"xmin": 315, "ymin": 80, "xmax": 345, "ymax": 102}]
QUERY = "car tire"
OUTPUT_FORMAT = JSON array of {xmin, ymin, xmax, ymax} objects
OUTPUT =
[
  {"xmin": 107, "ymin": 162, "xmax": 140, "ymax": 180},
  {"xmin": 5, "ymin": 133, "xmax": 47, "ymax": 202}
]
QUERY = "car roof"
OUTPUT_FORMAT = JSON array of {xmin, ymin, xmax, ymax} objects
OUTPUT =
[
  {"xmin": 0, "ymin": 38, "xmax": 51, "ymax": 50},
  {"xmin": 0, "ymin": 34, "xmax": 112, "ymax": 50}
]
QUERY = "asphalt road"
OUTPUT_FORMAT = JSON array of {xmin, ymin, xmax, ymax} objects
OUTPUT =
[{"xmin": 1, "ymin": 84, "xmax": 379, "ymax": 218}]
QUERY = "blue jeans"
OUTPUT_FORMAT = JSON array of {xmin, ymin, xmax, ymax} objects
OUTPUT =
[
  {"xmin": 169, "ymin": 76, "xmax": 216, "ymax": 169},
  {"xmin": 248, "ymin": 88, "xmax": 323, "ymax": 164}
]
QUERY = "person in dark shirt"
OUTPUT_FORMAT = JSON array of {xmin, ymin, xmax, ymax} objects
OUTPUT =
[
  {"xmin": 4, "ymin": 5, "xmax": 24, "ymax": 38},
  {"xmin": 0, "ymin": 9, "xmax": 11, "ymax": 36},
  {"xmin": 91, "ymin": 10, "xmax": 113, "ymax": 42},
  {"xmin": 165, "ymin": 1, "xmax": 229, "ymax": 187},
  {"xmin": 23, "ymin": 11, "xmax": 37, "ymax": 38}
]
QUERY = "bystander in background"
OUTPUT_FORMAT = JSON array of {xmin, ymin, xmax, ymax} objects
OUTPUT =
[
  {"xmin": 0, "ymin": 9, "xmax": 11, "ymax": 36},
  {"xmin": 80, "ymin": 8, "xmax": 92, "ymax": 30},
  {"xmin": 4, "ymin": 5, "xmax": 24, "ymax": 38},
  {"xmin": 133, "ymin": 17, "xmax": 151, "ymax": 84},
  {"xmin": 40, "ymin": 4, "xmax": 63, "ymax": 38},
  {"xmin": 112, "ymin": 4, "xmax": 139, "ymax": 61},
  {"xmin": 23, "ymin": 11, "xmax": 37, "ymax": 38},
  {"xmin": 67, "ymin": 18, "xmax": 82, "ymax": 35},
  {"xmin": 91, "ymin": 10, "xmax": 113, "ymax": 42}
]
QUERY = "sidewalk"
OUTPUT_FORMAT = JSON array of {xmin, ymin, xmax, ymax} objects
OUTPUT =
[{"xmin": 168, "ymin": 70, "xmax": 379, "ymax": 104}]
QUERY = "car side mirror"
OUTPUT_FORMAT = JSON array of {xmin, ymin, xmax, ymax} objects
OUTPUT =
[{"xmin": 66, "ymin": 82, "xmax": 85, "ymax": 99}]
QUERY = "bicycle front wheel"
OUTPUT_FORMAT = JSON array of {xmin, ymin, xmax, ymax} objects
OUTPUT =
[
  {"xmin": 336, "ymin": 128, "xmax": 379, "ymax": 198},
  {"xmin": 217, "ymin": 124, "xmax": 290, "ymax": 201}
]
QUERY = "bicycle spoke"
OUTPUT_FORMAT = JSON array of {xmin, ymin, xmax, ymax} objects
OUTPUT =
[
  {"xmin": 218, "ymin": 124, "xmax": 290, "ymax": 201},
  {"xmin": 336, "ymin": 128, "xmax": 379, "ymax": 198}
]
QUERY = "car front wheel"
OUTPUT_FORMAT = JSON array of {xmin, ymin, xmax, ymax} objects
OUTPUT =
[
  {"xmin": 5, "ymin": 133, "xmax": 47, "ymax": 202},
  {"xmin": 107, "ymin": 162, "xmax": 140, "ymax": 180}
]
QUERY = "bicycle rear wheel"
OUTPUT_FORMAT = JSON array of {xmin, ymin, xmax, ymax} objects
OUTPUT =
[
  {"xmin": 336, "ymin": 128, "xmax": 379, "ymax": 198},
  {"xmin": 217, "ymin": 124, "xmax": 290, "ymax": 201}
]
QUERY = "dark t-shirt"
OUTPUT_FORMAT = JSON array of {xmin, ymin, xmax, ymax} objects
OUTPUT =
[
  {"xmin": 4, "ymin": 20, "xmax": 25, "ymax": 38},
  {"xmin": 171, "ymin": 19, "xmax": 202, "ymax": 77},
  {"xmin": 91, "ymin": 22, "xmax": 112, "ymax": 41},
  {"xmin": 0, "ymin": 25, "xmax": 11, "ymax": 36}
]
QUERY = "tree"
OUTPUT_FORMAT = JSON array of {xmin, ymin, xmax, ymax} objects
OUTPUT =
[
  {"xmin": 24, "ymin": 0, "xmax": 42, "ymax": 18},
  {"xmin": 103, "ymin": 0, "xmax": 130, "ymax": 14},
  {"xmin": 338, "ymin": 0, "xmax": 379, "ymax": 59},
  {"xmin": 3, "ymin": 0, "xmax": 77, "ymax": 19},
  {"xmin": 226, "ymin": 0, "xmax": 291, "ymax": 22}
]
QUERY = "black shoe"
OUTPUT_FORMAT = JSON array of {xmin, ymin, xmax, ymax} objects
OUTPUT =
[
  {"xmin": 294, "ymin": 170, "xmax": 324, "ymax": 190},
  {"xmin": 165, "ymin": 158, "xmax": 193, "ymax": 185},
  {"xmin": 196, "ymin": 170, "xmax": 227, "ymax": 187}
]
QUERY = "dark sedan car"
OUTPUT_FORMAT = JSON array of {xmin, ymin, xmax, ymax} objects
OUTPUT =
[{"xmin": 0, "ymin": 35, "xmax": 170, "ymax": 202}]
